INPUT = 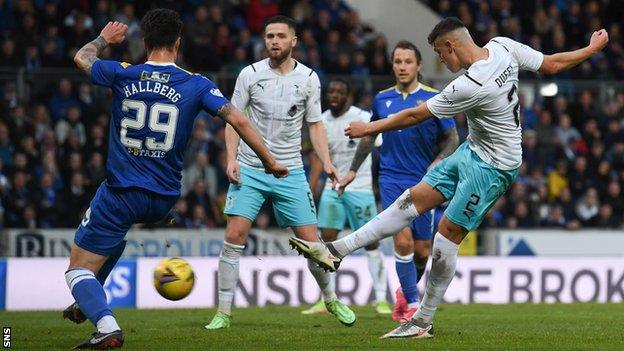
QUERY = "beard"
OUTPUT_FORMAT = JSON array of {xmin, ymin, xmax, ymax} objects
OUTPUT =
[{"xmin": 268, "ymin": 46, "xmax": 292, "ymax": 62}]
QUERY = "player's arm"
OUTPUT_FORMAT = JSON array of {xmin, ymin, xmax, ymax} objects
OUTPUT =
[
  {"xmin": 309, "ymin": 120, "xmax": 339, "ymax": 186},
  {"xmin": 224, "ymin": 68, "xmax": 252, "ymax": 184},
  {"xmin": 337, "ymin": 134, "xmax": 377, "ymax": 191},
  {"xmin": 224, "ymin": 124, "xmax": 242, "ymax": 184},
  {"xmin": 539, "ymin": 30, "xmax": 608, "ymax": 74},
  {"xmin": 433, "ymin": 127, "xmax": 459, "ymax": 165},
  {"xmin": 345, "ymin": 103, "xmax": 433, "ymax": 138},
  {"xmin": 308, "ymin": 152, "xmax": 323, "ymax": 198},
  {"xmin": 74, "ymin": 21, "xmax": 127, "ymax": 75},
  {"xmin": 219, "ymin": 103, "xmax": 288, "ymax": 179}
]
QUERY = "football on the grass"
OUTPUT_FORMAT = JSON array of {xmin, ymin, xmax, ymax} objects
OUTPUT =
[{"xmin": 153, "ymin": 257, "xmax": 195, "ymax": 301}]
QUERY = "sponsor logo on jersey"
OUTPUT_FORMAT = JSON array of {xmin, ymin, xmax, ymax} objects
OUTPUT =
[
  {"xmin": 140, "ymin": 71, "xmax": 171, "ymax": 83},
  {"xmin": 210, "ymin": 88, "xmax": 224, "ymax": 97}
]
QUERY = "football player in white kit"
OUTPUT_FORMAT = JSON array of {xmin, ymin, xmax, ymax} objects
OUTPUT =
[
  {"xmin": 289, "ymin": 17, "xmax": 609, "ymax": 338},
  {"xmin": 206, "ymin": 15, "xmax": 356, "ymax": 330},
  {"xmin": 302, "ymin": 78, "xmax": 391, "ymax": 316}
]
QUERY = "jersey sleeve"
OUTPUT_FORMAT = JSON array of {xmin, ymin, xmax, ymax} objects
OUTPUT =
[
  {"xmin": 199, "ymin": 78, "xmax": 230, "ymax": 116},
  {"xmin": 231, "ymin": 67, "xmax": 251, "ymax": 110},
  {"xmin": 305, "ymin": 72, "xmax": 323, "ymax": 123},
  {"xmin": 426, "ymin": 75, "xmax": 480, "ymax": 118},
  {"xmin": 495, "ymin": 37, "xmax": 544, "ymax": 72},
  {"xmin": 90, "ymin": 60, "xmax": 121, "ymax": 87}
]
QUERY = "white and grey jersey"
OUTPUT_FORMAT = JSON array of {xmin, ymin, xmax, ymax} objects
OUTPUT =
[
  {"xmin": 231, "ymin": 58, "xmax": 322, "ymax": 169},
  {"xmin": 426, "ymin": 36, "xmax": 544, "ymax": 170},
  {"xmin": 323, "ymin": 106, "xmax": 375, "ymax": 192}
]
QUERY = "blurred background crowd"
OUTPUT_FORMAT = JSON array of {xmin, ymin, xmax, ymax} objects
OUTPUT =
[{"xmin": 0, "ymin": 0, "xmax": 622, "ymax": 230}]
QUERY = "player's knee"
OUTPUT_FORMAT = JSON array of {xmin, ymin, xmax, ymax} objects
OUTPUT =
[
  {"xmin": 225, "ymin": 226, "xmax": 248, "ymax": 245},
  {"xmin": 438, "ymin": 216, "xmax": 468, "ymax": 244},
  {"xmin": 394, "ymin": 237, "xmax": 413, "ymax": 255}
]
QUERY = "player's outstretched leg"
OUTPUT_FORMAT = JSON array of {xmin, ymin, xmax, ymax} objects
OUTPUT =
[
  {"xmin": 205, "ymin": 241, "xmax": 244, "ymax": 330},
  {"xmin": 289, "ymin": 188, "xmax": 424, "ymax": 269},
  {"xmin": 63, "ymin": 240, "xmax": 127, "ymax": 325},
  {"xmin": 381, "ymin": 227, "xmax": 460, "ymax": 339}
]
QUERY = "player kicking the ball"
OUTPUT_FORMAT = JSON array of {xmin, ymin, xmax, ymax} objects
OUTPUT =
[
  {"xmin": 290, "ymin": 17, "xmax": 609, "ymax": 338},
  {"xmin": 65, "ymin": 9, "xmax": 287, "ymax": 349},
  {"xmin": 302, "ymin": 77, "xmax": 391, "ymax": 316}
]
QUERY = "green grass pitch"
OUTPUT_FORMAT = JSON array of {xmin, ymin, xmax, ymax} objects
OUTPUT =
[{"xmin": 2, "ymin": 303, "xmax": 623, "ymax": 350}]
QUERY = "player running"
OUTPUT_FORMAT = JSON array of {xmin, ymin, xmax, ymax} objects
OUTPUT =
[
  {"xmin": 302, "ymin": 77, "xmax": 391, "ymax": 316},
  {"xmin": 64, "ymin": 10, "xmax": 288, "ymax": 349},
  {"xmin": 205, "ymin": 16, "xmax": 355, "ymax": 330},
  {"xmin": 290, "ymin": 17, "xmax": 609, "ymax": 338},
  {"xmin": 338, "ymin": 41, "xmax": 458, "ymax": 322}
]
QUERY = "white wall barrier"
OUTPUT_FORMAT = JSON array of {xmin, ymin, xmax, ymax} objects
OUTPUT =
[
  {"xmin": 2, "ymin": 256, "xmax": 623, "ymax": 310},
  {"xmin": 3, "ymin": 229, "xmax": 394, "ymax": 257},
  {"xmin": 487, "ymin": 230, "xmax": 624, "ymax": 256}
]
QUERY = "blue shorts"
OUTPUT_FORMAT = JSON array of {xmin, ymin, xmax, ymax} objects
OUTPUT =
[
  {"xmin": 75, "ymin": 182, "xmax": 177, "ymax": 256},
  {"xmin": 317, "ymin": 189, "xmax": 377, "ymax": 231},
  {"xmin": 423, "ymin": 142, "xmax": 518, "ymax": 231},
  {"xmin": 379, "ymin": 179, "xmax": 434, "ymax": 240},
  {"xmin": 224, "ymin": 166, "xmax": 316, "ymax": 228}
]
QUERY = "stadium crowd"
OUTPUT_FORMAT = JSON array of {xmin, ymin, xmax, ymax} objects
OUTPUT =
[{"xmin": 0, "ymin": 0, "xmax": 622, "ymax": 230}]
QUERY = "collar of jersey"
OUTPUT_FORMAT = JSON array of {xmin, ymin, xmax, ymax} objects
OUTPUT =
[
  {"xmin": 145, "ymin": 61, "xmax": 177, "ymax": 67},
  {"xmin": 394, "ymin": 83, "xmax": 420, "ymax": 98}
]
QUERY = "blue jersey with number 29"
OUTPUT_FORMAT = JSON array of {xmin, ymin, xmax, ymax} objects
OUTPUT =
[{"xmin": 90, "ymin": 60, "xmax": 229, "ymax": 196}]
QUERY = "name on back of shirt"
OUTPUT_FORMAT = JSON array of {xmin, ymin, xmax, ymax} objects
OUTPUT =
[{"xmin": 122, "ymin": 81, "xmax": 181, "ymax": 103}]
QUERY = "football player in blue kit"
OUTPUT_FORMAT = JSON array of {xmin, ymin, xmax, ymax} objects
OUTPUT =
[{"xmin": 63, "ymin": 9, "xmax": 287, "ymax": 349}]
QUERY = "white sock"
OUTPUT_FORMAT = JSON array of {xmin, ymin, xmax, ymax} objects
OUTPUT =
[
  {"xmin": 217, "ymin": 241, "xmax": 244, "ymax": 315},
  {"xmin": 325, "ymin": 271, "xmax": 336, "ymax": 301},
  {"xmin": 366, "ymin": 249, "xmax": 387, "ymax": 302},
  {"xmin": 308, "ymin": 259, "xmax": 337, "ymax": 302},
  {"xmin": 414, "ymin": 233, "xmax": 459, "ymax": 324},
  {"xmin": 96, "ymin": 315, "xmax": 120, "ymax": 333},
  {"xmin": 329, "ymin": 190, "xmax": 419, "ymax": 258}
]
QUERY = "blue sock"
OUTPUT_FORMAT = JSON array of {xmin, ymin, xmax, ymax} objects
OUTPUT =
[
  {"xmin": 395, "ymin": 252, "xmax": 418, "ymax": 304},
  {"xmin": 96, "ymin": 240, "xmax": 127, "ymax": 285},
  {"xmin": 65, "ymin": 268, "xmax": 112, "ymax": 325}
]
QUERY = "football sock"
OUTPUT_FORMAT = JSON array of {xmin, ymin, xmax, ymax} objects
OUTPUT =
[
  {"xmin": 414, "ymin": 233, "xmax": 459, "ymax": 324},
  {"xmin": 325, "ymin": 271, "xmax": 336, "ymax": 301},
  {"xmin": 96, "ymin": 240, "xmax": 127, "ymax": 285},
  {"xmin": 307, "ymin": 259, "xmax": 337, "ymax": 301},
  {"xmin": 366, "ymin": 248, "xmax": 387, "ymax": 302},
  {"xmin": 329, "ymin": 190, "xmax": 419, "ymax": 258},
  {"xmin": 217, "ymin": 241, "xmax": 244, "ymax": 316},
  {"xmin": 395, "ymin": 252, "xmax": 419, "ymax": 306},
  {"xmin": 65, "ymin": 268, "xmax": 118, "ymax": 332}
]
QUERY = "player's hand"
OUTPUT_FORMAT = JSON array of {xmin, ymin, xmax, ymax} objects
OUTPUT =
[
  {"xmin": 324, "ymin": 162, "xmax": 340, "ymax": 189},
  {"xmin": 336, "ymin": 170, "xmax": 356, "ymax": 196},
  {"xmin": 265, "ymin": 160, "xmax": 290, "ymax": 179},
  {"xmin": 588, "ymin": 29, "xmax": 609, "ymax": 54},
  {"xmin": 226, "ymin": 159, "xmax": 241, "ymax": 185},
  {"xmin": 100, "ymin": 21, "xmax": 128, "ymax": 45},
  {"xmin": 345, "ymin": 121, "xmax": 370, "ymax": 139}
]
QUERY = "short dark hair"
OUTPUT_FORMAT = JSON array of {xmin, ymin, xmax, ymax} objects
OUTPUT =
[
  {"xmin": 427, "ymin": 17, "xmax": 465, "ymax": 44},
  {"xmin": 391, "ymin": 40, "xmax": 423, "ymax": 81},
  {"xmin": 265, "ymin": 15, "xmax": 296, "ymax": 33},
  {"xmin": 140, "ymin": 8, "xmax": 182, "ymax": 51},
  {"xmin": 329, "ymin": 77, "xmax": 351, "ymax": 93}
]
